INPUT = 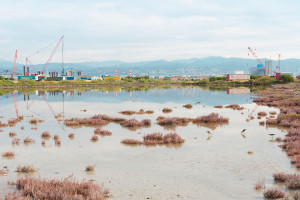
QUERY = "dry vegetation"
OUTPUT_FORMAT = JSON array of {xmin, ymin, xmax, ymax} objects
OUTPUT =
[
  {"xmin": 183, "ymin": 104, "xmax": 193, "ymax": 109},
  {"xmin": 121, "ymin": 132, "xmax": 184, "ymax": 146},
  {"xmin": 225, "ymin": 104, "xmax": 244, "ymax": 110},
  {"xmin": 2, "ymin": 151, "xmax": 15, "ymax": 158},
  {"xmin": 254, "ymin": 178, "xmax": 265, "ymax": 190},
  {"xmin": 85, "ymin": 165, "xmax": 96, "ymax": 172},
  {"xmin": 94, "ymin": 128, "xmax": 112, "ymax": 136},
  {"xmin": 69, "ymin": 133, "xmax": 75, "ymax": 139},
  {"xmin": 16, "ymin": 165, "xmax": 36, "ymax": 173},
  {"xmin": 162, "ymin": 108, "xmax": 173, "ymax": 113},
  {"xmin": 41, "ymin": 131, "xmax": 51, "ymax": 139},
  {"xmin": 5, "ymin": 176, "xmax": 109, "ymax": 200},
  {"xmin": 119, "ymin": 109, "xmax": 154, "ymax": 115},
  {"xmin": 263, "ymin": 188, "xmax": 284, "ymax": 199},
  {"xmin": 214, "ymin": 105, "xmax": 223, "ymax": 108}
]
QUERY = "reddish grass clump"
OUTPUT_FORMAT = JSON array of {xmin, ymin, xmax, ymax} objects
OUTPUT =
[
  {"xmin": 91, "ymin": 135, "xmax": 98, "ymax": 142},
  {"xmin": 23, "ymin": 137, "xmax": 34, "ymax": 144},
  {"xmin": 258, "ymin": 111, "xmax": 267, "ymax": 117},
  {"xmin": 163, "ymin": 133, "xmax": 185, "ymax": 144},
  {"xmin": 41, "ymin": 131, "xmax": 51, "ymax": 139},
  {"xmin": 119, "ymin": 110, "xmax": 136, "ymax": 115},
  {"xmin": 5, "ymin": 176, "xmax": 109, "ymax": 200},
  {"xmin": 16, "ymin": 165, "xmax": 36, "ymax": 173},
  {"xmin": 2, "ymin": 152, "xmax": 15, "ymax": 158},
  {"xmin": 157, "ymin": 116, "xmax": 190, "ymax": 127},
  {"xmin": 29, "ymin": 118, "xmax": 38, "ymax": 124},
  {"xmin": 9, "ymin": 132, "xmax": 16, "ymax": 137},
  {"xmin": 269, "ymin": 111, "xmax": 277, "ymax": 115},
  {"xmin": 85, "ymin": 165, "xmax": 96, "ymax": 172},
  {"xmin": 162, "ymin": 108, "xmax": 173, "ymax": 113},
  {"xmin": 120, "ymin": 118, "xmax": 151, "ymax": 129},
  {"xmin": 12, "ymin": 138, "xmax": 20, "ymax": 146},
  {"xmin": 193, "ymin": 113, "xmax": 229, "ymax": 123},
  {"xmin": 183, "ymin": 104, "xmax": 193, "ymax": 109},
  {"xmin": 214, "ymin": 105, "xmax": 223, "ymax": 108},
  {"xmin": 55, "ymin": 139, "xmax": 61, "ymax": 146},
  {"xmin": 225, "ymin": 104, "xmax": 244, "ymax": 110},
  {"xmin": 143, "ymin": 132, "xmax": 184, "ymax": 146},
  {"xmin": 273, "ymin": 172, "xmax": 290, "ymax": 182},
  {"xmin": 121, "ymin": 139, "xmax": 143, "ymax": 145},
  {"xmin": 263, "ymin": 188, "xmax": 284, "ymax": 199},
  {"xmin": 68, "ymin": 133, "xmax": 75, "ymax": 139},
  {"xmin": 253, "ymin": 178, "xmax": 265, "ymax": 190},
  {"xmin": 99, "ymin": 130, "xmax": 112, "ymax": 136},
  {"xmin": 286, "ymin": 174, "xmax": 300, "ymax": 189},
  {"xmin": 53, "ymin": 135, "xmax": 60, "ymax": 140}
]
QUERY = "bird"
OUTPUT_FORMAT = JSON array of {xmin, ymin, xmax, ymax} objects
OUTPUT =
[
  {"xmin": 207, "ymin": 130, "xmax": 211, "ymax": 134},
  {"xmin": 241, "ymin": 133, "xmax": 247, "ymax": 139},
  {"xmin": 241, "ymin": 129, "xmax": 247, "ymax": 133}
]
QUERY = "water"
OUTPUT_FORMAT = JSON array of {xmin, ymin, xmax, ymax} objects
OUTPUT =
[{"xmin": 0, "ymin": 86, "xmax": 293, "ymax": 199}]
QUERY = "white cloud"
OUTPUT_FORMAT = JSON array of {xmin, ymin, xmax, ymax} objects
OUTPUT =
[{"xmin": 0, "ymin": 0, "xmax": 300, "ymax": 63}]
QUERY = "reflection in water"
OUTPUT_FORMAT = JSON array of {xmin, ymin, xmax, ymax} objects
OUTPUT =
[{"xmin": 0, "ymin": 86, "xmax": 291, "ymax": 200}]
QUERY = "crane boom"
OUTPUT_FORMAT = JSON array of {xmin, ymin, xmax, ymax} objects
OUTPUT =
[
  {"xmin": 42, "ymin": 35, "xmax": 64, "ymax": 73},
  {"xmin": 26, "ymin": 57, "xmax": 38, "ymax": 73},
  {"xmin": 12, "ymin": 50, "xmax": 17, "ymax": 79},
  {"xmin": 248, "ymin": 47, "xmax": 269, "ymax": 75}
]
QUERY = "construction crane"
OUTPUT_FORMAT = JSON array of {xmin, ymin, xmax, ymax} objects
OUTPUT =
[
  {"xmin": 25, "ymin": 35, "xmax": 64, "ymax": 75},
  {"xmin": 248, "ymin": 47, "xmax": 269, "ymax": 75},
  {"xmin": 42, "ymin": 35, "xmax": 64, "ymax": 74},
  {"xmin": 12, "ymin": 50, "xmax": 17, "ymax": 79},
  {"xmin": 273, "ymin": 54, "xmax": 281, "ymax": 76}
]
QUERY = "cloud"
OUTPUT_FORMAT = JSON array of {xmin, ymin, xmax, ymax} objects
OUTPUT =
[{"xmin": 0, "ymin": 0, "xmax": 300, "ymax": 63}]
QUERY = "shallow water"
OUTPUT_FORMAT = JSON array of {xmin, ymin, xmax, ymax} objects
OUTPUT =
[{"xmin": 0, "ymin": 86, "xmax": 293, "ymax": 199}]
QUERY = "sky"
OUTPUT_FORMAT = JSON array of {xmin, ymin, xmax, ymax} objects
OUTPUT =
[{"xmin": 1, "ymin": 0, "xmax": 300, "ymax": 64}]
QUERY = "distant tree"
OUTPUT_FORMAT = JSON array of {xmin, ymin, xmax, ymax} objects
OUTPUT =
[
  {"xmin": 279, "ymin": 74, "xmax": 294, "ymax": 83},
  {"xmin": 250, "ymin": 75, "xmax": 258, "ymax": 79}
]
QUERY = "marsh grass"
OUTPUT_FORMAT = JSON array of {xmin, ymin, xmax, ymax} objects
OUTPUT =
[
  {"xmin": 16, "ymin": 165, "xmax": 36, "ymax": 173},
  {"xmin": 263, "ymin": 188, "xmax": 284, "ymax": 199},
  {"xmin": 5, "ymin": 176, "xmax": 109, "ymax": 199},
  {"xmin": 2, "ymin": 152, "xmax": 15, "ymax": 158}
]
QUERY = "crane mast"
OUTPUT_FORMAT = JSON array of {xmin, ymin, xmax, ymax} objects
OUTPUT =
[{"xmin": 248, "ymin": 47, "xmax": 269, "ymax": 75}]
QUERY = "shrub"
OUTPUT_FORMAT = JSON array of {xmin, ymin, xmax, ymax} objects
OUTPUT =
[
  {"xmin": 91, "ymin": 135, "xmax": 98, "ymax": 142},
  {"xmin": 254, "ymin": 178, "xmax": 265, "ymax": 190},
  {"xmin": 85, "ymin": 165, "xmax": 95, "ymax": 172},
  {"xmin": 5, "ymin": 176, "xmax": 109, "ymax": 199},
  {"xmin": 193, "ymin": 113, "xmax": 229, "ymax": 123},
  {"xmin": 225, "ymin": 104, "xmax": 244, "ymax": 110},
  {"xmin": 279, "ymin": 74, "xmax": 294, "ymax": 83},
  {"xmin": 214, "ymin": 105, "xmax": 223, "ymax": 108},
  {"xmin": 162, "ymin": 108, "xmax": 172, "ymax": 113},
  {"xmin": 9, "ymin": 132, "xmax": 16, "ymax": 137},
  {"xmin": 2, "ymin": 152, "xmax": 15, "ymax": 158},
  {"xmin": 68, "ymin": 133, "xmax": 75, "ymax": 139},
  {"xmin": 16, "ymin": 165, "xmax": 36, "ymax": 173},
  {"xmin": 183, "ymin": 104, "xmax": 193, "ymax": 109},
  {"xmin": 286, "ymin": 174, "xmax": 300, "ymax": 188},
  {"xmin": 24, "ymin": 137, "xmax": 34, "ymax": 144},
  {"xmin": 121, "ymin": 139, "xmax": 142, "ymax": 145},
  {"xmin": 273, "ymin": 172, "xmax": 290, "ymax": 182},
  {"xmin": 263, "ymin": 188, "xmax": 284, "ymax": 199},
  {"xmin": 258, "ymin": 111, "xmax": 267, "ymax": 116},
  {"xmin": 41, "ymin": 131, "xmax": 51, "ymax": 139}
]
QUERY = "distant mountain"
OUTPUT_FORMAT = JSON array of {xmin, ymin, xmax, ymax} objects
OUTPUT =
[{"xmin": 0, "ymin": 57, "xmax": 299, "ymax": 76}]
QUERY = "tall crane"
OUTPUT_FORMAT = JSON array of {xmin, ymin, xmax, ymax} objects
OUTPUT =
[
  {"xmin": 25, "ymin": 35, "xmax": 64, "ymax": 75},
  {"xmin": 42, "ymin": 35, "xmax": 64, "ymax": 74},
  {"xmin": 273, "ymin": 54, "xmax": 281, "ymax": 76},
  {"xmin": 248, "ymin": 47, "xmax": 269, "ymax": 75},
  {"xmin": 11, "ymin": 50, "xmax": 17, "ymax": 79}
]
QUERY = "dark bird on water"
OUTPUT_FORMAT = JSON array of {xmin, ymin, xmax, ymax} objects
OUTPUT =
[
  {"xmin": 241, "ymin": 129, "xmax": 246, "ymax": 133},
  {"xmin": 207, "ymin": 131, "xmax": 211, "ymax": 134}
]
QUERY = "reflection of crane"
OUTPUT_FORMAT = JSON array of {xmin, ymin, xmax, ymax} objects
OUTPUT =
[
  {"xmin": 27, "ymin": 92, "xmax": 65, "ymax": 130},
  {"xmin": 248, "ymin": 47, "xmax": 269, "ymax": 75},
  {"xmin": 12, "ymin": 50, "xmax": 17, "ymax": 79},
  {"xmin": 12, "ymin": 91, "xmax": 19, "ymax": 118}
]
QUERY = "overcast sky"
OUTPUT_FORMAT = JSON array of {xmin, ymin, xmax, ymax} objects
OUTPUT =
[{"xmin": 1, "ymin": 0, "xmax": 300, "ymax": 64}]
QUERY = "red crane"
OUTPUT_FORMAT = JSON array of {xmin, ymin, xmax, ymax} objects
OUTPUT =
[
  {"xmin": 26, "ymin": 57, "xmax": 38, "ymax": 74},
  {"xmin": 11, "ymin": 50, "xmax": 17, "ymax": 79},
  {"xmin": 248, "ymin": 47, "xmax": 269, "ymax": 75},
  {"xmin": 42, "ymin": 35, "xmax": 64, "ymax": 73}
]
